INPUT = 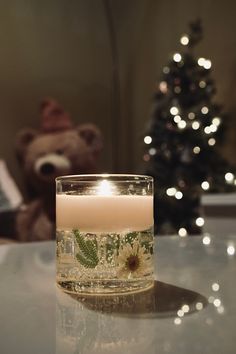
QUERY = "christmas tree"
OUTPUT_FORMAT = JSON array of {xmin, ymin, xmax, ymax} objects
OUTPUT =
[{"xmin": 143, "ymin": 20, "xmax": 236, "ymax": 236}]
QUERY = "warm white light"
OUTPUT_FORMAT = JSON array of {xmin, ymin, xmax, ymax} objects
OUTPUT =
[
  {"xmin": 97, "ymin": 180, "xmax": 115, "ymax": 196},
  {"xmin": 208, "ymin": 138, "xmax": 216, "ymax": 146},
  {"xmin": 188, "ymin": 112, "xmax": 195, "ymax": 120},
  {"xmin": 175, "ymin": 191, "xmax": 183, "ymax": 199},
  {"xmin": 177, "ymin": 120, "xmax": 187, "ymax": 129},
  {"xmin": 174, "ymin": 317, "xmax": 182, "ymax": 325},
  {"xmin": 198, "ymin": 57, "xmax": 205, "ymax": 66},
  {"xmin": 227, "ymin": 245, "xmax": 235, "ymax": 256},
  {"xmin": 170, "ymin": 106, "xmax": 179, "ymax": 115},
  {"xmin": 204, "ymin": 60, "xmax": 212, "ymax": 69},
  {"xmin": 201, "ymin": 106, "xmax": 209, "ymax": 114},
  {"xmin": 163, "ymin": 66, "xmax": 170, "ymax": 74},
  {"xmin": 204, "ymin": 126, "xmax": 211, "ymax": 134},
  {"xmin": 196, "ymin": 302, "xmax": 203, "ymax": 311},
  {"xmin": 212, "ymin": 117, "xmax": 221, "ymax": 126},
  {"xmin": 196, "ymin": 217, "xmax": 205, "ymax": 227},
  {"xmin": 178, "ymin": 228, "xmax": 187, "ymax": 237},
  {"xmin": 208, "ymin": 296, "xmax": 215, "ymax": 303},
  {"xmin": 166, "ymin": 187, "xmax": 177, "ymax": 196},
  {"xmin": 225, "ymin": 172, "xmax": 234, "ymax": 183},
  {"xmin": 144, "ymin": 136, "xmax": 152, "ymax": 144},
  {"xmin": 193, "ymin": 146, "xmax": 201, "ymax": 154},
  {"xmin": 174, "ymin": 86, "xmax": 181, "ymax": 94},
  {"xmin": 213, "ymin": 299, "xmax": 221, "ymax": 307},
  {"xmin": 182, "ymin": 304, "xmax": 190, "ymax": 313},
  {"xmin": 201, "ymin": 181, "xmax": 210, "ymax": 190},
  {"xmin": 174, "ymin": 115, "xmax": 182, "ymax": 123},
  {"xmin": 177, "ymin": 309, "xmax": 185, "ymax": 317},
  {"xmin": 192, "ymin": 121, "xmax": 200, "ymax": 130},
  {"xmin": 160, "ymin": 81, "xmax": 168, "ymax": 93},
  {"xmin": 203, "ymin": 235, "xmax": 211, "ymax": 245},
  {"xmin": 149, "ymin": 148, "xmax": 156, "ymax": 156},
  {"xmin": 217, "ymin": 306, "xmax": 225, "ymax": 314},
  {"xmin": 173, "ymin": 53, "xmax": 182, "ymax": 62},
  {"xmin": 212, "ymin": 283, "xmax": 220, "ymax": 292},
  {"xmin": 180, "ymin": 35, "xmax": 189, "ymax": 45},
  {"xmin": 210, "ymin": 124, "xmax": 217, "ymax": 133},
  {"xmin": 199, "ymin": 81, "xmax": 206, "ymax": 88}
]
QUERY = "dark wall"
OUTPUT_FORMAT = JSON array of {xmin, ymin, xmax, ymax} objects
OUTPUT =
[{"xmin": 0, "ymin": 0, "xmax": 235, "ymax": 194}]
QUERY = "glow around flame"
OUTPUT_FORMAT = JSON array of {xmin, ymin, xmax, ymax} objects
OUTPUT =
[{"xmin": 97, "ymin": 180, "xmax": 116, "ymax": 196}]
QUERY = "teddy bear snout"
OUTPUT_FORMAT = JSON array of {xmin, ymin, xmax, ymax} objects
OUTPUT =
[{"xmin": 35, "ymin": 153, "xmax": 71, "ymax": 179}]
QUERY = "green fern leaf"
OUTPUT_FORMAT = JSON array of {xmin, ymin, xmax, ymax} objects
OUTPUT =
[
  {"xmin": 76, "ymin": 253, "xmax": 97, "ymax": 268},
  {"xmin": 73, "ymin": 229, "xmax": 99, "ymax": 268},
  {"xmin": 86, "ymin": 239, "xmax": 99, "ymax": 264}
]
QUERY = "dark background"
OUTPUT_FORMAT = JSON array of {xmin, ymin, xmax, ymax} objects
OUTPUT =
[{"xmin": 0, "ymin": 0, "xmax": 235, "ymax": 195}]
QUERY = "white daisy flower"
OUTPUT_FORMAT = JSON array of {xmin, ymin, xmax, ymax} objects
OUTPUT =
[{"xmin": 116, "ymin": 241, "xmax": 152, "ymax": 278}]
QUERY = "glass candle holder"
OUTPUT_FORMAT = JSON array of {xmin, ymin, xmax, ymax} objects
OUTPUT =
[{"xmin": 56, "ymin": 174, "xmax": 154, "ymax": 295}]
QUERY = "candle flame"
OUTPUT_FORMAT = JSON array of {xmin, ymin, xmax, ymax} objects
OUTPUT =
[{"xmin": 97, "ymin": 180, "xmax": 115, "ymax": 196}]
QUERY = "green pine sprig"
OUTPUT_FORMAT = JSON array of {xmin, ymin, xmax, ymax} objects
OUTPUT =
[{"xmin": 73, "ymin": 229, "xmax": 99, "ymax": 268}]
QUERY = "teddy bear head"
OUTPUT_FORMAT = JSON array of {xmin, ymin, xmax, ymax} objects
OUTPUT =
[{"xmin": 16, "ymin": 99, "xmax": 102, "ymax": 196}]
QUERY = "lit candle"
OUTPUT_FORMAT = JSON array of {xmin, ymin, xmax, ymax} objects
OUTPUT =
[{"xmin": 56, "ymin": 174, "xmax": 154, "ymax": 295}]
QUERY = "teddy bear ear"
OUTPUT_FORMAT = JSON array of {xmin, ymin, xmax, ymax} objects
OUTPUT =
[
  {"xmin": 77, "ymin": 124, "xmax": 103, "ymax": 155},
  {"xmin": 15, "ymin": 128, "xmax": 38, "ymax": 162}
]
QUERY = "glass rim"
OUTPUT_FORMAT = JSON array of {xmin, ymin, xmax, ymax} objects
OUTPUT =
[{"xmin": 56, "ymin": 174, "xmax": 153, "ymax": 183}]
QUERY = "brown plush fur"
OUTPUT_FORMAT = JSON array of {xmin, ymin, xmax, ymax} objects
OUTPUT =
[{"xmin": 16, "ymin": 124, "xmax": 102, "ymax": 242}]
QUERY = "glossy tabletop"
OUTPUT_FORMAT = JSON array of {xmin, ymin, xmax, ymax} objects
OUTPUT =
[{"xmin": 0, "ymin": 235, "xmax": 235, "ymax": 354}]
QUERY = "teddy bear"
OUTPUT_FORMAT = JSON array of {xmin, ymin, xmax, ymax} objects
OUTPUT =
[{"xmin": 15, "ymin": 98, "xmax": 102, "ymax": 242}]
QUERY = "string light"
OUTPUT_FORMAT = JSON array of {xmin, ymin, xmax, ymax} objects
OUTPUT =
[
  {"xmin": 213, "ymin": 299, "xmax": 221, "ymax": 307},
  {"xmin": 174, "ymin": 86, "xmax": 181, "ymax": 94},
  {"xmin": 227, "ymin": 244, "xmax": 235, "ymax": 256},
  {"xmin": 203, "ymin": 235, "xmax": 211, "ymax": 245},
  {"xmin": 208, "ymin": 138, "xmax": 216, "ymax": 146},
  {"xmin": 177, "ymin": 120, "xmax": 187, "ymax": 129},
  {"xmin": 192, "ymin": 121, "xmax": 200, "ymax": 130},
  {"xmin": 143, "ymin": 154, "xmax": 150, "ymax": 162},
  {"xmin": 182, "ymin": 304, "xmax": 190, "ymax": 313},
  {"xmin": 178, "ymin": 228, "xmax": 187, "ymax": 237},
  {"xmin": 188, "ymin": 112, "xmax": 195, "ymax": 120},
  {"xmin": 198, "ymin": 57, "xmax": 205, "ymax": 66},
  {"xmin": 201, "ymin": 181, "xmax": 210, "ymax": 190},
  {"xmin": 193, "ymin": 146, "xmax": 201, "ymax": 154},
  {"xmin": 166, "ymin": 187, "xmax": 177, "ymax": 196},
  {"xmin": 160, "ymin": 81, "xmax": 168, "ymax": 93},
  {"xmin": 174, "ymin": 115, "xmax": 181, "ymax": 123},
  {"xmin": 170, "ymin": 106, "xmax": 179, "ymax": 115},
  {"xmin": 212, "ymin": 283, "xmax": 220, "ymax": 292},
  {"xmin": 177, "ymin": 309, "xmax": 185, "ymax": 317},
  {"xmin": 180, "ymin": 35, "xmax": 189, "ymax": 46},
  {"xmin": 210, "ymin": 124, "xmax": 217, "ymax": 133},
  {"xmin": 225, "ymin": 172, "xmax": 234, "ymax": 183},
  {"xmin": 173, "ymin": 53, "xmax": 182, "ymax": 62},
  {"xmin": 174, "ymin": 318, "xmax": 182, "ymax": 325},
  {"xmin": 204, "ymin": 126, "xmax": 211, "ymax": 134},
  {"xmin": 196, "ymin": 217, "xmax": 205, "ymax": 227},
  {"xmin": 144, "ymin": 136, "xmax": 152, "ymax": 144},
  {"xmin": 175, "ymin": 191, "xmax": 183, "ymax": 199},
  {"xmin": 196, "ymin": 302, "xmax": 203, "ymax": 311},
  {"xmin": 204, "ymin": 60, "xmax": 212, "ymax": 69},
  {"xmin": 149, "ymin": 148, "xmax": 156, "ymax": 156},
  {"xmin": 201, "ymin": 106, "xmax": 209, "ymax": 114},
  {"xmin": 212, "ymin": 117, "xmax": 221, "ymax": 126},
  {"xmin": 163, "ymin": 66, "xmax": 170, "ymax": 74},
  {"xmin": 199, "ymin": 81, "xmax": 206, "ymax": 88}
]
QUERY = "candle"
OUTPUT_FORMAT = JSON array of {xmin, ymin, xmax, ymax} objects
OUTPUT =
[
  {"xmin": 56, "ymin": 174, "xmax": 154, "ymax": 295},
  {"xmin": 56, "ymin": 194, "xmax": 153, "ymax": 233}
]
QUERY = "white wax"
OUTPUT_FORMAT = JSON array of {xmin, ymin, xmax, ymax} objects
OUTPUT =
[{"xmin": 56, "ymin": 194, "xmax": 153, "ymax": 233}]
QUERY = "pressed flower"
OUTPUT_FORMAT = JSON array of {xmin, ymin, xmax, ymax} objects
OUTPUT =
[{"xmin": 116, "ymin": 241, "xmax": 152, "ymax": 278}]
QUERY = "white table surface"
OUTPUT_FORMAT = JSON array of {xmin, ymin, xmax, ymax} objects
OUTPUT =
[{"xmin": 0, "ymin": 235, "xmax": 235, "ymax": 354}]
